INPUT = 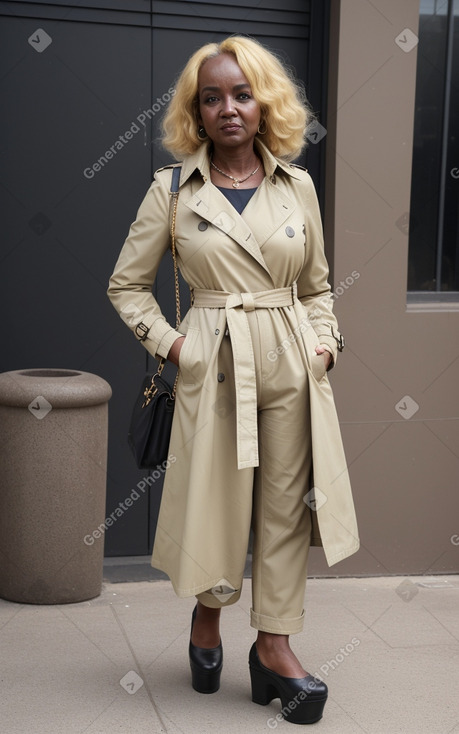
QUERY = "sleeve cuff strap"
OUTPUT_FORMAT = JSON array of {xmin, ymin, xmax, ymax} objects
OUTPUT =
[{"xmin": 155, "ymin": 328, "xmax": 184, "ymax": 360}]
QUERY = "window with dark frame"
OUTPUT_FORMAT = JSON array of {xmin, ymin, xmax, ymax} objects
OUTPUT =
[{"xmin": 407, "ymin": 0, "xmax": 459, "ymax": 301}]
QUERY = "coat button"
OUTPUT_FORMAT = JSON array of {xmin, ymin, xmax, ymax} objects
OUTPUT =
[
  {"xmin": 215, "ymin": 328, "xmax": 220, "ymax": 335},
  {"xmin": 198, "ymin": 221, "xmax": 208, "ymax": 231},
  {"xmin": 285, "ymin": 226, "xmax": 295, "ymax": 238},
  {"xmin": 217, "ymin": 372, "xmax": 225, "ymax": 382}
]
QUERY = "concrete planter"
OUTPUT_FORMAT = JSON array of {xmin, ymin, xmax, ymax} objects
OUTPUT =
[{"xmin": 0, "ymin": 368, "xmax": 112, "ymax": 604}]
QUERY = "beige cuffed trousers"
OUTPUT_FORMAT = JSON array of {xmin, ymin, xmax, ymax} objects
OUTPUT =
[{"xmin": 194, "ymin": 300, "xmax": 313, "ymax": 635}]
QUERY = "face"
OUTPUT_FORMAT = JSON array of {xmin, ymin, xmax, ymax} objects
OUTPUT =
[{"xmin": 197, "ymin": 53, "xmax": 261, "ymax": 151}]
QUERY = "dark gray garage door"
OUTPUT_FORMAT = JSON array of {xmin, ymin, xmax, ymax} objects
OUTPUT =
[{"xmin": 0, "ymin": 0, "xmax": 330, "ymax": 556}]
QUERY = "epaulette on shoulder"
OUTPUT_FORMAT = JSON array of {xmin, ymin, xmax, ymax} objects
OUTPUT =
[
  {"xmin": 290, "ymin": 163, "xmax": 308, "ymax": 172},
  {"xmin": 155, "ymin": 163, "xmax": 180, "ymax": 174}
]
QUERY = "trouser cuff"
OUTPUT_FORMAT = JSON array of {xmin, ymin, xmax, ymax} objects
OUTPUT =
[
  {"xmin": 196, "ymin": 585, "xmax": 242, "ymax": 608},
  {"xmin": 250, "ymin": 607, "xmax": 305, "ymax": 634}
]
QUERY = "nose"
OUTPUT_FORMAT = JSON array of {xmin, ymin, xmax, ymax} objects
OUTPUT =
[{"xmin": 220, "ymin": 95, "xmax": 236, "ymax": 116}]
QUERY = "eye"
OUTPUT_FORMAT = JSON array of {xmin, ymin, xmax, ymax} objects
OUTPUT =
[
  {"xmin": 238, "ymin": 92, "xmax": 252, "ymax": 100},
  {"xmin": 203, "ymin": 95, "xmax": 219, "ymax": 104}
]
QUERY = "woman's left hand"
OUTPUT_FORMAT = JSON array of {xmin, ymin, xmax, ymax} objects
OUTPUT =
[{"xmin": 315, "ymin": 344, "xmax": 333, "ymax": 371}]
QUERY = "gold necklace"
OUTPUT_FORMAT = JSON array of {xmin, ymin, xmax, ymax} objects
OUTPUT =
[{"xmin": 210, "ymin": 157, "xmax": 260, "ymax": 188}]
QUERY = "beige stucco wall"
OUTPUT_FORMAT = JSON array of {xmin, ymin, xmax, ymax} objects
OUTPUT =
[{"xmin": 309, "ymin": 0, "xmax": 459, "ymax": 576}]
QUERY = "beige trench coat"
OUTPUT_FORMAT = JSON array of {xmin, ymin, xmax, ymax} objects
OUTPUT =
[{"xmin": 108, "ymin": 140, "xmax": 359, "ymax": 597}]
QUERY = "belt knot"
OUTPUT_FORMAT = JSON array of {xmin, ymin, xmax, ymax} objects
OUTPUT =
[{"xmin": 241, "ymin": 292, "xmax": 255, "ymax": 312}]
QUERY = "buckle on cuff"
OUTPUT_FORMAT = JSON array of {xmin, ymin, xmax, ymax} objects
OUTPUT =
[
  {"xmin": 331, "ymin": 325, "xmax": 345, "ymax": 352},
  {"xmin": 135, "ymin": 322, "xmax": 149, "ymax": 341}
]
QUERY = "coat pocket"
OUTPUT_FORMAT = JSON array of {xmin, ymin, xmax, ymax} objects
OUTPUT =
[
  {"xmin": 309, "ymin": 351, "xmax": 328, "ymax": 383},
  {"xmin": 300, "ymin": 319, "xmax": 328, "ymax": 383},
  {"xmin": 178, "ymin": 326, "xmax": 200, "ymax": 385}
]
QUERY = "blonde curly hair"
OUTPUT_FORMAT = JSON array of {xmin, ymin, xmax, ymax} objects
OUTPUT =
[{"xmin": 161, "ymin": 36, "xmax": 314, "ymax": 162}]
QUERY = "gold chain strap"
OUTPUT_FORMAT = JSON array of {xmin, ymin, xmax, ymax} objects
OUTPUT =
[
  {"xmin": 169, "ymin": 186, "xmax": 181, "ymax": 398},
  {"xmin": 142, "ymin": 170, "xmax": 181, "ymax": 407},
  {"xmin": 170, "ymin": 189, "xmax": 181, "ymax": 332}
]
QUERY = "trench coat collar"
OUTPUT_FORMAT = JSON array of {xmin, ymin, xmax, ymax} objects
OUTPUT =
[
  {"xmin": 177, "ymin": 139, "xmax": 304, "ymax": 186},
  {"xmin": 178, "ymin": 141, "xmax": 303, "ymax": 276}
]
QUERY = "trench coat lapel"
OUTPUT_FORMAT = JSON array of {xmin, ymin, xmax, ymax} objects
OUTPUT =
[
  {"xmin": 184, "ymin": 181, "xmax": 272, "ymax": 276},
  {"xmin": 242, "ymin": 180, "xmax": 297, "ymax": 250},
  {"xmin": 179, "ymin": 140, "xmax": 301, "ymax": 278}
]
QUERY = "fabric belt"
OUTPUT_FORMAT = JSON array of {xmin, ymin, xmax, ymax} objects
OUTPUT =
[{"xmin": 192, "ymin": 284, "xmax": 298, "ymax": 470}]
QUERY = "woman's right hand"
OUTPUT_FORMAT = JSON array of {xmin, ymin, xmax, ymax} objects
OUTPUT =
[{"xmin": 167, "ymin": 335, "xmax": 186, "ymax": 367}]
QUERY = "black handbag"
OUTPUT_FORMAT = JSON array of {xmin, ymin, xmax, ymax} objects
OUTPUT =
[
  {"xmin": 127, "ymin": 166, "xmax": 182, "ymax": 469},
  {"xmin": 127, "ymin": 373, "xmax": 176, "ymax": 469}
]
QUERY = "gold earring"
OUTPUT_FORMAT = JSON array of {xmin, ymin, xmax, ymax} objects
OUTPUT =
[
  {"xmin": 257, "ymin": 120, "xmax": 267, "ymax": 135},
  {"xmin": 198, "ymin": 126, "xmax": 208, "ymax": 140}
]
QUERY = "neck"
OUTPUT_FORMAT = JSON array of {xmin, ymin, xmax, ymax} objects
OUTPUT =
[{"xmin": 211, "ymin": 143, "xmax": 259, "ymax": 176}]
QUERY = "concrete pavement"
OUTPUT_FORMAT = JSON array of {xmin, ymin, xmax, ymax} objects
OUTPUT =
[{"xmin": 1, "ymin": 573, "xmax": 458, "ymax": 733}]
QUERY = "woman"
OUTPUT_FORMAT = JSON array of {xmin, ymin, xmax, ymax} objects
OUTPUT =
[{"xmin": 108, "ymin": 36, "xmax": 359, "ymax": 725}]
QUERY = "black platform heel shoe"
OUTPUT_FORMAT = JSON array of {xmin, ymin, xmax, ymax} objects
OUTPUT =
[
  {"xmin": 189, "ymin": 604, "xmax": 223, "ymax": 694},
  {"xmin": 248, "ymin": 642, "xmax": 328, "ymax": 724}
]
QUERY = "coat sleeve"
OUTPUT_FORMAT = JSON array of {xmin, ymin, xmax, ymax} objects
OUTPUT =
[
  {"xmin": 295, "ymin": 172, "xmax": 344, "ymax": 368},
  {"xmin": 107, "ymin": 167, "xmax": 184, "ymax": 361}
]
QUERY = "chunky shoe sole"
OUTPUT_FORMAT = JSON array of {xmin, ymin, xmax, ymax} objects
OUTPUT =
[
  {"xmin": 190, "ymin": 659, "xmax": 222, "ymax": 694},
  {"xmin": 189, "ymin": 605, "xmax": 223, "ymax": 694},
  {"xmin": 249, "ymin": 642, "xmax": 327, "ymax": 724}
]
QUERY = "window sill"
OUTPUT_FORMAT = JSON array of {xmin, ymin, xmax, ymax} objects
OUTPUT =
[{"xmin": 407, "ymin": 292, "xmax": 459, "ymax": 312}]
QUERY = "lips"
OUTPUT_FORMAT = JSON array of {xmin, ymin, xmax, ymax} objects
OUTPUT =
[{"xmin": 221, "ymin": 124, "xmax": 241, "ymax": 131}]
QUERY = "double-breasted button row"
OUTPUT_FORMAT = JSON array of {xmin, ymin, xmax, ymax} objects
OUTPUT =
[
  {"xmin": 200, "ymin": 220, "xmax": 297, "ymax": 239},
  {"xmin": 200, "ymin": 220, "xmax": 296, "ymax": 238}
]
